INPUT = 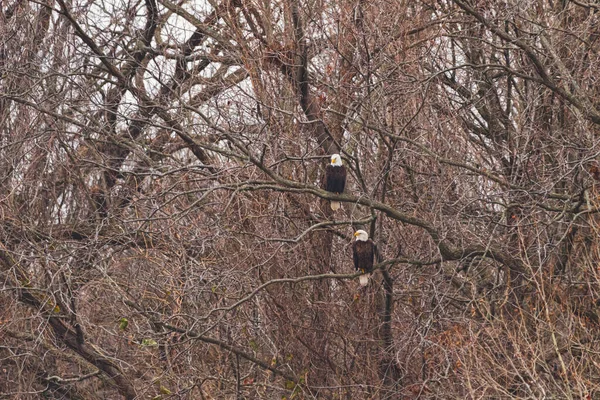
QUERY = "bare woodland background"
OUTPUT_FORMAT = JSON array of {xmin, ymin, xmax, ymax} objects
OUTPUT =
[{"xmin": 3, "ymin": 0, "xmax": 600, "ymax": 398}]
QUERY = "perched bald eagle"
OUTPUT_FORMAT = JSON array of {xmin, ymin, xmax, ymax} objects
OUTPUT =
[
  {"xmin": 325, "ymin": 154, "xmax": 346, "ymax": 211},
  {"xmin": 353, "ymin": 230, "xmax": 376, "ymax": 286}
]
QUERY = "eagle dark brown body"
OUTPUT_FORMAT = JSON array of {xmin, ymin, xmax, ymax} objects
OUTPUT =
[
  {"xmin": 325, "ymin": 164, "xmax": 346, "ymax": 194},
  {"xmin": 324, "ymin": 161, "xmax": 347, "ymax": 211},
  {"xmin": 353, "ymin": 239, "xmax": 376, "ymax": 274}
]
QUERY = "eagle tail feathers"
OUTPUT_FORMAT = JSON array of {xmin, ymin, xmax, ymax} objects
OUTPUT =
[
  {"xmin": 330, "ymin": 201, "xmax": 341, "ymax": 211},
  {"xmin": 359, "ymin": 273, "xmax": 371, "ymax": 286}
]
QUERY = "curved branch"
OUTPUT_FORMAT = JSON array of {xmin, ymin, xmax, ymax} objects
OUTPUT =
[
  {"xmin": 325, "ymin": 106, "xmax": 574, "ymax": 202},
  {"xmin": 199, "ymin": 272, "xmax": 364, "ymax": 321},
  {"xmin": 231, "ymin": 181, "xmax": 522, "ymax": 270},
  {"xmin": 162, "ymin": 321, "xmax": 299, "ymax": 383},
  {"xmin": 0, "ymin": 246, "xmax": 137, "ymax": 400},
  {"xmin": 260, "ymin": 217, "xmax": 374, "ymax": 243},
  {"xmin": 452, "ymin": 0, "xmax": 600, "ymax": 125}
]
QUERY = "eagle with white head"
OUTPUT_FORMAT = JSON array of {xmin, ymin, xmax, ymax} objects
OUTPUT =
[
  {"xmin": 324, "ymin": 154, "xmax": 347, "ymax": 211},
  {"xmin": 353, "ymin": 230, "xmax": 376, "ymax": 286}
]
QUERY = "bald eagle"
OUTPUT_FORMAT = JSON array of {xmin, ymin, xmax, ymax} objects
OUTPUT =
[
  {"xmin": 353, "ymin": 230, "xmax": 376, "ymax": 286},
  {"xmin": 325, "ymin": 154, "xmax": 346, "ymax": 211}
]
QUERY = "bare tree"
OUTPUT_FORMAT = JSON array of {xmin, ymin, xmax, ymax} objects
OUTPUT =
[{"xmin": 3, "ymin": 0, "xmax": 600, "ymax": 398}]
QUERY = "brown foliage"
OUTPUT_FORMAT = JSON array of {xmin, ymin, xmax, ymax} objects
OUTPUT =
[{"xmin": 3, "ymin": 0, "xmax": 600, "ymax": 398}]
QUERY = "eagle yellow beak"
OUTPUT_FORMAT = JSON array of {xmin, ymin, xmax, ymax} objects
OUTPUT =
[{"xmin": 354, "ymin": 232, "xmax": 359, "ymax": 237}]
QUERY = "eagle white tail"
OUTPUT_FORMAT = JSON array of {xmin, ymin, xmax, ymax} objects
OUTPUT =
[
  {"xmin": 359, "ymin": 273, "xmax": 370, "ymax": 286},
  {"xmin": 330, "ymin": 201, "xmax": 341, "ymax": 211}
]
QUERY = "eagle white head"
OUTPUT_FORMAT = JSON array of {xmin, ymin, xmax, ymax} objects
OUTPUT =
[
  {"xmin": 330, "ymin": 154, "xmax": 343, "ymax": 167},
  {"xmin": 354, "ymin": 230, "xmax": 369, "ymax": 241}
]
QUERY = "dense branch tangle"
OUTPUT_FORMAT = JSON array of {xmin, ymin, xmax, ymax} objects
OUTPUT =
[{"xmin": 2, "ymin": 0, "xmax": 600, "ymax": 398}]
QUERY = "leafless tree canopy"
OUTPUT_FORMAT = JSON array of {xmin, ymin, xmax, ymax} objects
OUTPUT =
[{"xmin": 3, "ymin": 0, "xmax": 600, "ymax": 398}]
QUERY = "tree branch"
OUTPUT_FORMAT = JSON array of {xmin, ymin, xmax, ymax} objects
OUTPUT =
[{"xmin": 452, "ymin": 0, "xmax": 600, "ymax": 125}]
